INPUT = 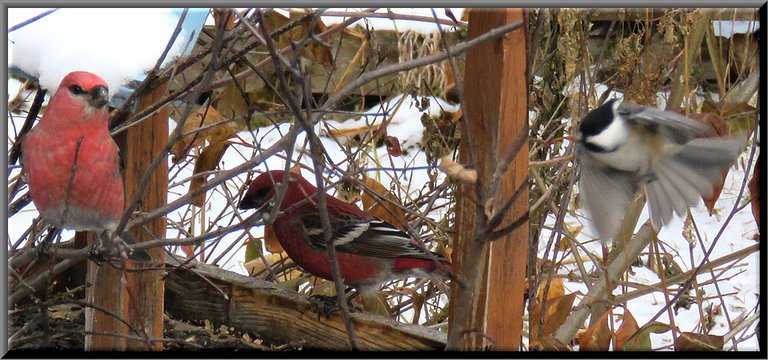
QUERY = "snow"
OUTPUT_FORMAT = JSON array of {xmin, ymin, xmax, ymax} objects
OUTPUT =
[
  {"xmin": 712, "ymin": 21, "xmax": 760, "ymax": 37},
  {"xmin": 8, "ymin": 8, "xmax": 190, "ymax": 94}
]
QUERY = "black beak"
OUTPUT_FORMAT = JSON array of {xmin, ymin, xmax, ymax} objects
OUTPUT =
[
  {"xmin": 88, "ymin": 85, "xmax": 109, "ymax": 108},
  {"xmin": 238, "ymin": 196, "xmax": 260, "ymax": 210}
]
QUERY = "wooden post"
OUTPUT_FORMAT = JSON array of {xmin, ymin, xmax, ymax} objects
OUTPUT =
[
  {"xmin": 486, "ymin": 8, "xmax": 528, "ymax": 350},
  {"xmin": 83, "ymin": 83, "xmax": 168, "ymax": 351},
  {"xmin": 448, "ymin": 8, "xmax": 528, "ymax": 350},
  {"xmin": 122, "ymin": 83, "xmax": 169, "ymax": 350}
]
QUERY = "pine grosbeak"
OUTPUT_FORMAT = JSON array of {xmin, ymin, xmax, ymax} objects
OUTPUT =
[
  {"xmin": 21, "ymin": 71, "xmax": 149, "ymax": 261},
  {"xmin": 238, "ymin": 170, "xmax": 452, "ymax": 290}
]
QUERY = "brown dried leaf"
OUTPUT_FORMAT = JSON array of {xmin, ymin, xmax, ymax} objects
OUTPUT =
[
  {"xmin": 614, "ymin": 309, "xmax": 640, "ymax": 351},
  {"xmin": 326, "ymin": 124, "xmax": 382, "ymax": 141},
  {"xmin": 578, "ymin": 309, "xmax": 611, "ymax": 351},
  {"xmin": 537, "ymin": 278, "xmax": 565, "ymax": 303},
  {"xmin": 264, "ymin": 224, "xmax": 284, "ymax": 253},
  {"xmin": 189, "ymin": 141, "xmax": 230, "ymax": 207},
  {"xmin": 530, "ymin": 293, "xmax": 577, "ymax": 342},
  {"xmin": 384, "ymin": 136, "xmax": 402, "ymax": 157},
  {"xmin": 674, "ymin": 332, "xmax": 724, "ymax": 351},
  {"xmin": 439, "ymin": 156, "xmax": 477, "ymax": 184},
  {"xmin": 361, "ymin": 177, "xmax": 407, "ymax": 230},
  {"xmin": 170, "ymin": 107, "xmax": 237, "ymax": 164}
]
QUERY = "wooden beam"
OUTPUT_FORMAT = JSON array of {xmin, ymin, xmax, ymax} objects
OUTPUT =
[{"xmin": 164, "ymin": 258, "xmax": 447, "ymax": 350}]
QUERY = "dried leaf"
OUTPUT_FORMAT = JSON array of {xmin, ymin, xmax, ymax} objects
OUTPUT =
[
  {"xmin": 264, "ymin": 224, "xmax": 284, "ymax": 253},
  {"xmin": 439, "ymin": 156, "xmax": 477, "ymax": 184},
  {"xmin": 361, "ymin": 177, "xmax": 407, "ymax": 230},
  {"xmin": 384, "ymin": 136, "xmax": 402, "ymax": 157},
  {"xmin": 614, "ymin": 309, "xmax": 640, "ymax": 351},
  {"xmin": 170, "ymin": 107, "xmax": 237, "ymax": 164},
  {"xmin": 578, "ymin": 309, "xmax": 611, "ymax": 351},
  {"xmin": 326, "ymin": 124, "xmax": 382, "ymax": 141},
  {"xmin": 537, "ymin": 278, "xmax": 565, "ymax": 302},
  {"xmin": 674, "ymin": 332, "xmax": 724, "ymax": 351},
  {"xmin": 530, "ymin": 293, "xmax": 577, "ymax": 342},
  {"xmin": 189, "ymin": 141, "xmax": 231, "ymax": 207}
]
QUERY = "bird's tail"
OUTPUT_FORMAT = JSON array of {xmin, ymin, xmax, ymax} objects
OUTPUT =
[
  {"xmin": 393, "ymin": 256, "xmax": 453, "ymax": 279},
  {"xmin": 645, "ymin": 136, "xmax": 744, "ymax": 230}
]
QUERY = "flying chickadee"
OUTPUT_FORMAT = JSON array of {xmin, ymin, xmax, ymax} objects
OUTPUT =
[{"xmin": 575, "ymin": 98, "xmax": 744, "ymax": 239}]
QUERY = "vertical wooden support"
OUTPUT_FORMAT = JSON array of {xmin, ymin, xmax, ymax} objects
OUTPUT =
[
  {"xmin": 84, "ymin": 242, "xmax": 128, "ymax": 350},
  {"xmin": 83, "ymin": 83, "xmax": 168, "ymax": 351},
  {"xmin": 448, "ymin": 8, "xmax": 528, "ymax": 350},
  {"xmin": 122, "ymin": 83, "xmax": 169, "ymax": 350},
  {"xmin": 486, "ymin": 8, "xmax": 528, "ymax": 350}
]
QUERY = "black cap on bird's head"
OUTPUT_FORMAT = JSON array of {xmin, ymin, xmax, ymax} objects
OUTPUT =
[{"xmin": 578, "ymin": 99, "xmax": 621, "ymax": 138}]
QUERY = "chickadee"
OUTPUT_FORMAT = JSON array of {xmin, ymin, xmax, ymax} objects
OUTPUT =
[{"xmin": 575, "ymin": 98, "xmax": 744, "ymax": 239}]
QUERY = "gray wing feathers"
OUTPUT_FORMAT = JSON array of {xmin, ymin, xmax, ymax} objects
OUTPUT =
[
  {"xmin": 644, "ymin": 136, "xmax": 743, "ymax": 231},
  {"xmin": 577, "ymin": 150, "xmax": 637, "ymax": 239},
  {"xmin": 621, "ymin": 103, "xmax": 711, "ymax": 135}
]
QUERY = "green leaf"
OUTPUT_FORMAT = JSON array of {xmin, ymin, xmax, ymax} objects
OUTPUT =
[
  {"xmin": 621, "ymin": 321, "xmax": 672, "ymax": 351},
  {"xmin": 245, "ymin": 239, "xmax": 263, "ymax": 263}
]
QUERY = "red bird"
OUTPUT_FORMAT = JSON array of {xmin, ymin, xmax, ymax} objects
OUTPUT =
[
  {"xmin": 239, "ymin": 170, "xmax": 452, "ymax": 290},
  {"xmin": 21, "ymin": 71, "xmax": 149, "ymax": 261}
]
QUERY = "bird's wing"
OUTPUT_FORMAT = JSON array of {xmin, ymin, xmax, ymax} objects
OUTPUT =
[
  {"xmin": 618, "ymin": 102, "xmax": 711, "ymax": 143},
  {"xmin": 576, "ymin": 146, "xmax": 639, "ymax": 240},
  {"xmin": 299, "ymin": 214, "xmax": 439, "ymax": 259}
]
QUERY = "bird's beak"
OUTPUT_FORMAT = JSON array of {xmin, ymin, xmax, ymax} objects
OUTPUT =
[{"xmin": 88, "ymin": 85, "xmax": 109, "ymax": 108}]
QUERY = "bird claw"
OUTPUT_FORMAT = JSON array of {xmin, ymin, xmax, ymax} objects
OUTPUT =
[{"xmin": 86, "ymin": 243, "xmax": 109, "ymax": 266}]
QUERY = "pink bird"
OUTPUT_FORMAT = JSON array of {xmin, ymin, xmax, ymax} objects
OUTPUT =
[
  {"xmin": 21, "ymin": 71, "xmax": 149, "ymax": 261},
  {"xmin": 238, "ymin": 170, "xmax": 452, "ymax": 292}
]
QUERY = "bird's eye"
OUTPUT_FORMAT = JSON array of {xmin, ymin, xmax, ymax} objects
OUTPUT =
[{"xmin": 69, "ymin": 85, "xmax": 87, "ymax": 95}]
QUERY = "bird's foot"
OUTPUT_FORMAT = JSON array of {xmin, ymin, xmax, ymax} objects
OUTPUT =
[
  {"xmin": 36, "ymin": 227, "xmax": 60, "ymax": 259},
  {"xmin": 86, "ymin": 243, "xmax": 109, "ymax": 266}
]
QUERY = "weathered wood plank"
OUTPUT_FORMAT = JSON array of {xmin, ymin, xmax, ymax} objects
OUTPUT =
[{"xmin": 164, "ymin": 257, "xmax": 447, "ymax": 350}]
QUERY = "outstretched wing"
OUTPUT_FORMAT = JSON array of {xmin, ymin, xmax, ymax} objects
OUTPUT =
[
  {"xmin": 618, "ymin": 102, "xmax": 711, "ymax": 144},
  {"xmin": 299, "ymin": 214, "xmax": 440, "ymax": 260},
  {"xmin": 576, "ymin": 146, "xmax": 639, "ymax": 240}
]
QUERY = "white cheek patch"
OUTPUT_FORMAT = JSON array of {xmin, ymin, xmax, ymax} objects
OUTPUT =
[{"xmin": 586, "ymin": 116, "xmax": 629, "ymax": 151}]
